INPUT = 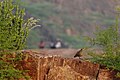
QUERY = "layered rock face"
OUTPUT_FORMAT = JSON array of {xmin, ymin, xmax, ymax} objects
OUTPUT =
[{"xmin": 19, "ymin": 50, "xmax": 120, "ymax": 80}]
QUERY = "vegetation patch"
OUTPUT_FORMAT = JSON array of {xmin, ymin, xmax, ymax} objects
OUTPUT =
[
  {"xmin": 0, "ymin": 0, "xmax": 38, "ymax": 79},
  {"xmin": 87, "ymin": 7, "xmax": 120, "ymax": 76}
]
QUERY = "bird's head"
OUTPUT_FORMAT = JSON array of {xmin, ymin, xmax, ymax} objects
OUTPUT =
[{"xmin": 77, "ymin": 48, "xmax": 86, "ymax": 52}]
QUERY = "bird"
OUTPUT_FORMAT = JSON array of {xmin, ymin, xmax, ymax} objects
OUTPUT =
[{"xmin": 74, "ymin": 48, "xmax": 84, "ymax": 59}]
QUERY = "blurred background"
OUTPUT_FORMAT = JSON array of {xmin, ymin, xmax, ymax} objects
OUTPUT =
[{"xmin": 19, "ymin": 0, "xmax": 120, "ymax": 49}]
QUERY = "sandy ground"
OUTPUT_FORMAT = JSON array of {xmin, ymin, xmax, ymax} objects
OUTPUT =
[
  {"xmin": 29, "ymin": 48, "xmax": 78, "ymax": 58},
  {"xmin": 23, "ymin": 48, "xmax": 103, "ymax": 59}
]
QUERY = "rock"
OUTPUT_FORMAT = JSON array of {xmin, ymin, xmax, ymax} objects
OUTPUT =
[
  {"xmin": 18, "ymin": 50, "xmax": 120, "ymax": 80},
  {"xmin": 46, "ymin": 65, "xmax": 96, "ymax": 80},
  {"xmin": 98, "ymin": 69, "xmax": 119, "ymax": 80}
]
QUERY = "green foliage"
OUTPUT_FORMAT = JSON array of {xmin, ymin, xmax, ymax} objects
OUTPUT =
[
  {"xmin": 93, "ymin": 26, "xmax": 119, "ymax": 50},
  {"xmin": 0, "ymin": 0, "xmax": 38, "ymax": 79},
  {"xmin": 0, "ymin": 51, "xmax": 30, "ymax": 80},
  {"xmin": 88, "ymin": 14, "xmax": 120, "ymax": 71},
  {"xmin": 0, "ymin": 0, "xmax": 38, "ymax": 50}
]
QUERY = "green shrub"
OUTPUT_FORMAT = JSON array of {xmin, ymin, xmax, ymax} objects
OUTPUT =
[
  {"xmin": 89, "ymin": 7, "xmax": 120, "ymax": 71},
  {"xmin": 0, "ymin": 0, "xmax": 38, "ymax": 50},
  {"xmin": 88, "ymin": 11, "xmax": 120, "ymax": 71},
  {"xmin": 0, "ymin": 0, "xmax": 38, "ymax": 79}
]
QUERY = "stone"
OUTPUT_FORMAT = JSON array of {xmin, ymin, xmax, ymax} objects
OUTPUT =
[{"xmin": 46, "ymin": 65, "xmax": 96, "ymax": 80}]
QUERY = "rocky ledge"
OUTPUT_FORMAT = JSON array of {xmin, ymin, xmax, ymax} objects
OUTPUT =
[{"xmin": 18, "ymin": 50, "xmax": 120, "ymax": 80}]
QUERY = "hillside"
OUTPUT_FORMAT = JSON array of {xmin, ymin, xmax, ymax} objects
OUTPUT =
[{"xmin": 22, "ymin": 0, "xmax": 120, "ymax": 49}]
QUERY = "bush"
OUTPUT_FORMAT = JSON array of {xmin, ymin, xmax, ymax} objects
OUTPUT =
[
  {"xmin": 0, "ymin": 0, "xmax": 38, "ymax": 79},
  {"xmin": 0, "ymin": 0, "xmax": 38, "ymax": 50},
  {"xmin": 88, "ymin": 12, "xmax": 120, "ymax": 71}
]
